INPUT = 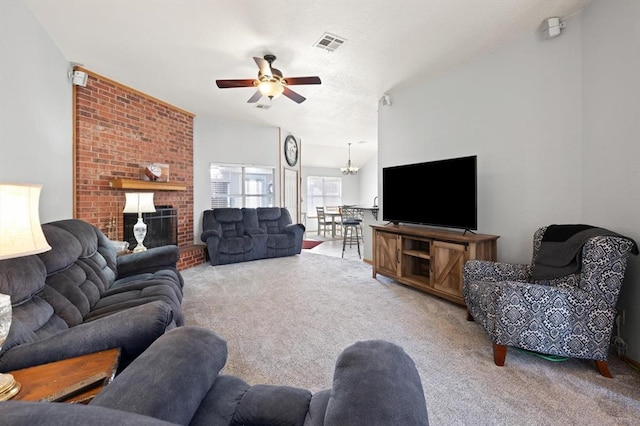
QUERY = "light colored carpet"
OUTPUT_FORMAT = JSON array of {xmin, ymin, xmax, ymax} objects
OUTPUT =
[{"xmin": 181, "ymin": 251, "xmax": 640, "ymax": 425}]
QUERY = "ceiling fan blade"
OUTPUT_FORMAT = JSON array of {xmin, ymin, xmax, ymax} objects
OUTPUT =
[
  {"xmin": 216, "ymin": 79, "xmax": 256, "ymax": 88},
  {"xmin": 285, "ymin": 76, "xmax": 321, "ymax": 85},
  {"xmin": 253, "ymin": 57, "xmax": 272, "ymax": 78},
  {"xmin": 247, "ymin": 90, "xmax": 262, "ymax": 103},
  {"xmin": 282, "ymin": 86, "xmax": 306, "ymax": 104}
]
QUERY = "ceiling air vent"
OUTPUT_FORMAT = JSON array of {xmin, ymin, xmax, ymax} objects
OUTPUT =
[
  {"xmin": 314, "ymin": 33, "xmax": 346, "ymax": 52},
  {"xmin": 255, "ymin": 103, "xmax": 271, "ymax": 110}
]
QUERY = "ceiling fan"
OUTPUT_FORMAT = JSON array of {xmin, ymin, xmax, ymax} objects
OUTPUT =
[{"xmin": 215, "ymin": 54, "xmax": 321, "ymax": 104}]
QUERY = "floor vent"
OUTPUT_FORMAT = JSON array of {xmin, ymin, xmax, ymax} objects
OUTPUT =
[{"xmin": 314, "ymin": 33, "xmax": 346, "ymax": 52}]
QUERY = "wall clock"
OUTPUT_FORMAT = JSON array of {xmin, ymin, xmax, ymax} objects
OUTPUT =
[{"xmin": 284, "ymin": 135, "xmax": 298, "ymax": 167}]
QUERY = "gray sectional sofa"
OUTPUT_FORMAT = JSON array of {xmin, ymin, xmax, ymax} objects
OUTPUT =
[
  {"xmin": 0, "ymin": 219, "xmax": 183, "ymax": 371},
  {"xmin": 2, "ymin": 326, "xmax": 430, "ymax": 425},
  {"xmin": 201, "ymin": 207, "xmax": 305, "ymax": 266}
]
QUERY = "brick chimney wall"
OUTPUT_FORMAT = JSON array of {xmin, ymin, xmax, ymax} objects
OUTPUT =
[{"xmin": 74, "ymin": 68, "xmax": 205, "ymax": 269}]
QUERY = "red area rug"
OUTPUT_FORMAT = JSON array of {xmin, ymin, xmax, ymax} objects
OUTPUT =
[{"xmin": 302, "ymin": 240, "xmax": 323, "ymax": 250}]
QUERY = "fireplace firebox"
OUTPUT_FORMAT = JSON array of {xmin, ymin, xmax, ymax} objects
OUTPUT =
[{"xmin": 123, "ymin": 206, "xmax": 177, "ymax": 249}]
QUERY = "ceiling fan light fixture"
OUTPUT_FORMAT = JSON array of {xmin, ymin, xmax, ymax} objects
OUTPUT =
[
  {"xmin": 258, "ymin": 81, "xmax": 284, "ymax": 99},
  {"xmin": 216, "ymin": 55, "xmax": 320, "ymax": 104},
  {"xmin": 340, "ymin": 143, "xmax": 358, "ymax": 175}
]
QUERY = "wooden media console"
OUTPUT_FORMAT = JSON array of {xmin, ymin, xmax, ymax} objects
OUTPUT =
[{"xmin": 371, "ymin": 224, "xmax": 499, "ymax": 306}]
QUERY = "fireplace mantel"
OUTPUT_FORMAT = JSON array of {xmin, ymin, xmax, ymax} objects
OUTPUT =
[{"xmin": 109, "ymin": 178, "xmax": 187, "ymax": 191}]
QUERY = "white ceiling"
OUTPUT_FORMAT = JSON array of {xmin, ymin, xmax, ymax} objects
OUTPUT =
[{"xmin": 24, "ymin": 0, "xmax": 589, "ymax": 168}]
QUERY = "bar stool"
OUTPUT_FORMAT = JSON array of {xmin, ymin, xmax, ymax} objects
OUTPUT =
[{"xmin": 340, "ymin": 207, "xmax": 363, "ymax": 258}]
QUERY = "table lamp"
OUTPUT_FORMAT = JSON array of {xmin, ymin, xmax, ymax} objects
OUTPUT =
[
  {"xmin": 0, "ymin": 183, "xmax": 52, "ymax": 400},
  {"xmin": 123, "ymin": 193, "xmax": 156, "ymax": 253}
]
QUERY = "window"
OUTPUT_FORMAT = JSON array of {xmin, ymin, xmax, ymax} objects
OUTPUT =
[
  {"xmin": 307, "ymin": 176, "xmax": 342, "ymax": 216},
  {"xmin": 210, "ymin": 164, "xmax": 275, "ymax": 208}
]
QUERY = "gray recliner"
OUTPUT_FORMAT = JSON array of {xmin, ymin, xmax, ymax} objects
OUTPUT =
[
  {"xmin": 0, "ymin": 219, "xmax": 183, "ymax": 372},
  {"xmin": 256, "ymin": 207, "xmax": 305, "ymax": 258},
  {"xmin": 1, "ymin": 326, "xmax": 429, "ymax": 425},
  {"xmin": 201, "ymin": 208, "xmax": 265, "ymax": 265}
]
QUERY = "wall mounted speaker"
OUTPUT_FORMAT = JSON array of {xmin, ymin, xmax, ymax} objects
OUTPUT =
[
  {"xmin": 540, "ymin": 17, "xmax": 565, "ymax": 39},
  {"xmin": 70, "ymin": 70, "xmax": 88, "ymax": 87}
]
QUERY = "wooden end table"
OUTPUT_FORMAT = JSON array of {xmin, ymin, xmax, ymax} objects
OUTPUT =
[{"xmin": 7, "ymin": 348, "xmax": 120, "ymax": 404}]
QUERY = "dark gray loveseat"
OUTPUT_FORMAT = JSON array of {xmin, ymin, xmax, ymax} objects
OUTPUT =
[
  {"xmin": 201, "ymin": 207, "xmax": 305, "ymax": 266},
  {"xmin": 2, "ymin": 326, "xmax": 429, "ymax": 425},
  {"xmin": 0, "ymin": 219, "xmax": 184, "ymax": 371}
]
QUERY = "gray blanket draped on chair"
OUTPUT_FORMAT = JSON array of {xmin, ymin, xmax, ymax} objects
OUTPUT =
[{"xmin": 532, "ymin": 224, "xmax": 639, "ymax": 280}]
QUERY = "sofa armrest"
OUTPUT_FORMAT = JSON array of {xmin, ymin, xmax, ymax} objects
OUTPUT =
[
  {"xmin": 201, "ymin": 229, "xmax": 221, "ymax": 242},
  {"xmin": 116, "ymin": 245, "xmax": 180, "ymax": 279},
  {"xmin": 0, "ymin": 301, "xmax": 174, "ymax": 371},
  {"xmin": 323, "ymin": 340, "xmax": 429, "ymax": 425},
  {"xmin": 283, "ymin": 223, "xmax": 305, "ymax": 235},
  {"xmin": 91, "ymin": 326, "xmax": 228, "ymax": 425},
  {"xmin": 1, "ymin": 401, "xmax": 177, "ymax": 426},
  {"xmin": 463, "ymin": 259, "xmax": 532, "ymax": 284}
]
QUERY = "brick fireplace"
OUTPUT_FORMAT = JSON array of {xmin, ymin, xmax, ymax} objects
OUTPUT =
[{"xmin": 73, "ymin": 68, "xmax": 205, "ymax": 269}]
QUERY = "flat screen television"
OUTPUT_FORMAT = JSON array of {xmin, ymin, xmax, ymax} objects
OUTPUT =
[{"xmin": 382, "ymin": 155, "xmax": 477, "ymax": 230}]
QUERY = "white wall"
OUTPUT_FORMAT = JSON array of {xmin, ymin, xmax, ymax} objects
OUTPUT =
[
  {"xmin": 193, "ymin": 116, "xmax": 280, "ymax": 242},
  {"xmin": 0, "ymin": 0, "xmax": 73, "ymax": 223},
  {"xmin": 581, "ymin": 0, "xmax": 640, "ymax": 362},
  {"xmin": 378, "ymin": 0, "xmax": 640, "ymax": 361},
  {"xmin": 380, "ymin": 14, "xmax": 584, "ymax": 263},
  {"xmin": 357, "ymin": 155, "xmax": 378, "ymax": 207}
]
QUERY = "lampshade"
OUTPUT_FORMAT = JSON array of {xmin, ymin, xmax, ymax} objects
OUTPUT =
[
  {"xmin": 123, "ymin": 193, "xmax": 156, "ymax": 214},
  {"xmin": 0, "ymin": 184, "xmax": 51, "ymax": 260},
  {"xmin": 258, "ymin": 81, "xmax": 285, "ymax": 98}
]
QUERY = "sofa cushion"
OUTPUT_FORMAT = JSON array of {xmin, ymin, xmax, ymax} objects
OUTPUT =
[
  {"xmin": 257, "ymin": 207, "xmax": 281, "ymax": 221},
  {"xmin": 233, "ymin": 384, "xmax": 312, "ymax": 426},
  {"xmin": 0, "ymin": 256, "xmax": 71, "ymax": 353},
  {"xmin": 257, "ymin": 207, "xmax": 284, "ymax": 234},
  {"xmin": 265, "ymin": 233, "xmax": 294, "ymax": 250},
  {"xmin": 36, "ymin": 225, "xmax": 83, "ymax": 276},
  {"xmin": 241, "ymin": 207, "xmax": 262, "ymax": 234},
  {"xmin": 191, "ymin": 375, "xmax": 250, "ymax": 425},
  {"xmin": 0, "ymin": 255, "xmax": 46, "ymax": 305},
  {"xmin": 213, "ymin": 208, "xmax": 246, "ymax": 238},
  {"xmin": 114, "ymin": 270, "xmax": 183, "ymax": 302},
  {"xmin": 218, "ymin": 236, "xmax": 253, "ymax": 255}
]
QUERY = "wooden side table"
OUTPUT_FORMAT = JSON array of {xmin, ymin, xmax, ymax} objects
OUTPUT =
[{"xmin": 7, "ymin": 348, "xmax": 120, "ymax": 404}]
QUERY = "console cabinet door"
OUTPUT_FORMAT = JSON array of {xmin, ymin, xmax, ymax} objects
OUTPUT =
[
  {"xmin": 375, "ymin": 231, "xmax": 399, "ymax": 276},
  {"xmin": 432, "ymin": 240, "xmax": 467, "ymax": 298}
]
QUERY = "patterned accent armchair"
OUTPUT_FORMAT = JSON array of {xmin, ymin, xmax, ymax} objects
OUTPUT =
[{"xmin": 463, "ymin": 226, "xmax": 637, "ymax": 377}]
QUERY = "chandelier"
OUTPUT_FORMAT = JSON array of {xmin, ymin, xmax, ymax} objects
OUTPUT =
[{"xmin": 340, "ymin": 142, "xmax": 359, "ymax": 175}]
